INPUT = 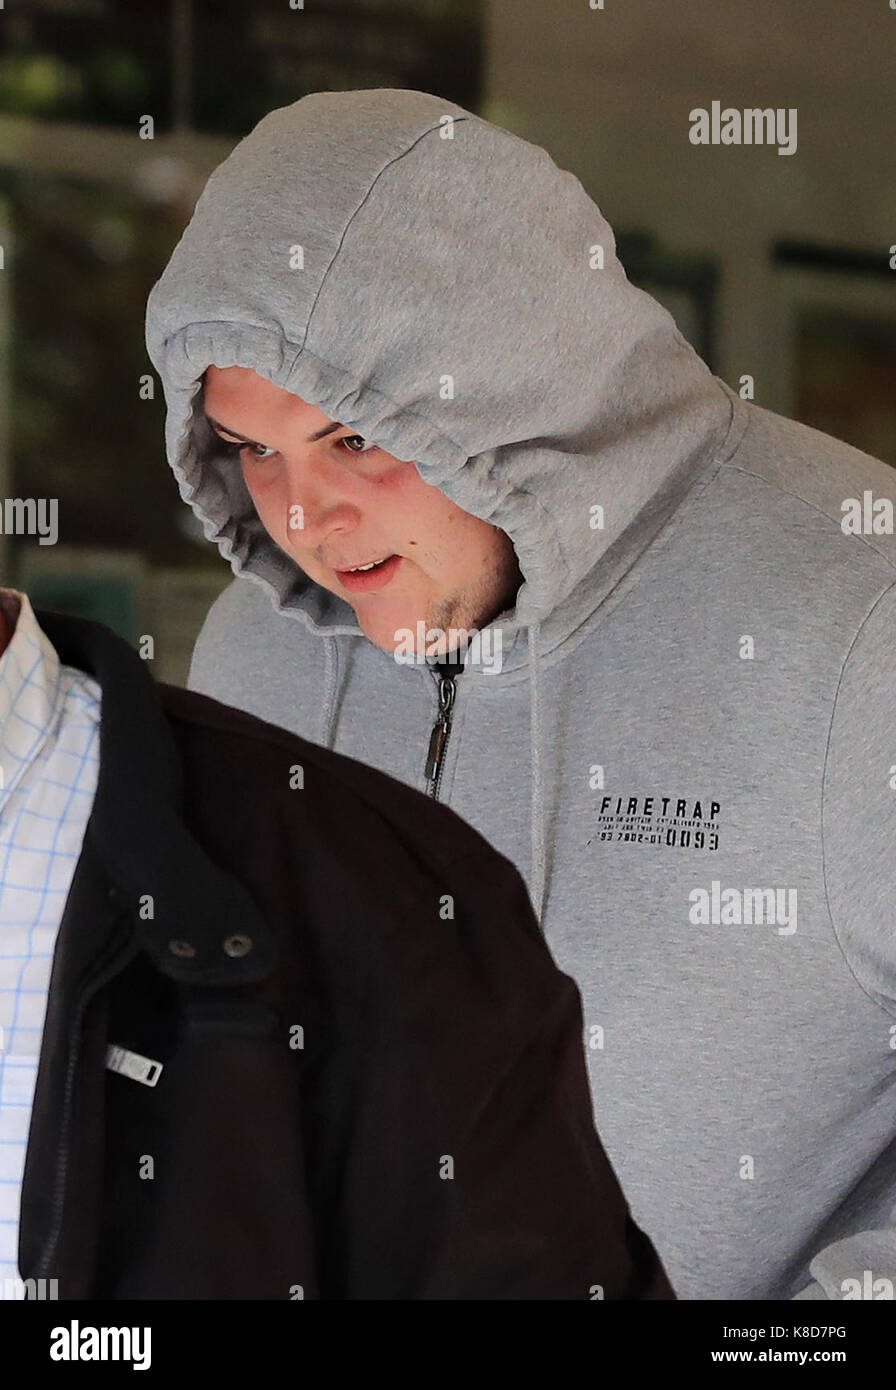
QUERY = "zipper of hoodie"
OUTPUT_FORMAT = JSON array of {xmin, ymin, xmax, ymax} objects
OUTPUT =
[
  {"xmin": 34, "ymin": 906, "xmax": 139, "ymax": 1282},
  {"xmin": 424, "ymin": 665, "xmax": 460, "ymax": 801}
]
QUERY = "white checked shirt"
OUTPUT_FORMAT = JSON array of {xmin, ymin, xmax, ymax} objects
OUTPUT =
[{"xmin": 0, "ymin": 588, "xmax": 101, "ymax": 1294}]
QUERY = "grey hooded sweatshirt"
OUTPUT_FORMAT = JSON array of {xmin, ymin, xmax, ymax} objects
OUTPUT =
[{"xmin": 144, "ymin": 88, "xmax": 896, "ymax": 1301}]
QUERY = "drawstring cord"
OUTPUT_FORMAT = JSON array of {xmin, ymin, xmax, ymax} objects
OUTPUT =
[
  {"xmin": 319, "ymin": 636, "xmax": 339, "ymax": 749},
  {"xmin": 527, "ymin": 622, "xmax": 547, "ymax": 927}
]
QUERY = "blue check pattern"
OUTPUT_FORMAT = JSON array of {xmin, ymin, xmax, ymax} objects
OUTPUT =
[{"xmin": 0, "ymin": 589, "xmax": 101, "ymax": 1297}]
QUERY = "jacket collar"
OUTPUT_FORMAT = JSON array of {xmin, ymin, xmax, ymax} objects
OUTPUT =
[{"xmin": 34, "ymin": 606, "xmax": 279, "ymax": 985}]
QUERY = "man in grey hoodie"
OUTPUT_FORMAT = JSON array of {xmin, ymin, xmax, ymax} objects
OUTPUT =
[{"xmin": 145, "ymin": 88, "xmax": 896, "ymax": 1301}]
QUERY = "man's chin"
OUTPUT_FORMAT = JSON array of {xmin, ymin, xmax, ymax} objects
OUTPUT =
[{"xmin": 351, "ymin": 612, "xmax": 411, "ymax": 659}]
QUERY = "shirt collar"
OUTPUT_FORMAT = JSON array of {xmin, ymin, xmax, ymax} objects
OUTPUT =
[{"xmin": 0, "ymin": 587, "xmax": 63, "ymax": 808}]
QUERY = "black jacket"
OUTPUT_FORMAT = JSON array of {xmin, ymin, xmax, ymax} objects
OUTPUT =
[{"xmin": 17, "ymin": 608, "xmax": 674, "ymax": 1300}]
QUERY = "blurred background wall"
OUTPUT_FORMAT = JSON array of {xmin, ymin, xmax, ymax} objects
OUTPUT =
[{"xmin": 0, "ymin": 0, "xmax": 893, "ymax": 683}]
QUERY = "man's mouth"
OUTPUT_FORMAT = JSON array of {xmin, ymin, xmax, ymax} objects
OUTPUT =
[{"xmin": 333, "ymin": 554, "xmax": 403, "ymax": 592}]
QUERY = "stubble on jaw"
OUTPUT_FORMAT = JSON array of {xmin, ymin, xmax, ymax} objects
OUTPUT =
[{"xmin": 420, "ymin": 538, "xmax": 523, "ymax": 656}]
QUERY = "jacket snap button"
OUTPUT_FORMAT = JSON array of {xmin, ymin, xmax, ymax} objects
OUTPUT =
[
  {"xmin": 223, "ymin": 934, "xmax": 252, "ymax": 958},
  {"xmin": 168, "ymin": 939, "xmax": 197, "ymax": 959}
]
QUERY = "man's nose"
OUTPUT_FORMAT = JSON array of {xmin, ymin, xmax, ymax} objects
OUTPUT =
[{"xmin": 280, "ymin": 455, "xmax": 360, "ymax": 547}]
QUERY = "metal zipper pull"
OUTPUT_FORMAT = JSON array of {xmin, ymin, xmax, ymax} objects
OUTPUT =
[
  {"xmin": 425, "ymin": 673, "xmax": 457, "ymax": 794},
  {"xmin": 105, "ymin": 1043, "xmax": 163, "ymax": 1087}
]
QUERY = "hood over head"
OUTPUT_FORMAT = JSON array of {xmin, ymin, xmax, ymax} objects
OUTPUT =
[
  {"xmin": 144, "ymin": 87, "xmax": 746, "ymax": 922},
  {"xmin": 145, "ymin": 86, "xmax": 741, "ymax": 663}
]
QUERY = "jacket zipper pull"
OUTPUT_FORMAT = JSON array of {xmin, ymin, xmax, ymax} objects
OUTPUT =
[
  {"xmin": 105, "ymin": 1043, "xmax": 164, "ymax": 1087},
  {"xmin": 425, "ymin": 675, "xmax": 457, "ymax": 790}
]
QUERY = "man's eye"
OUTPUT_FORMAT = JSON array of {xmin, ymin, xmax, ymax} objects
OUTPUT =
[
  {"xmin": 212, "ymin": 432, "xmax": 277, "ymax": 460},
  {"xmin": 215, "ymin": 431, "xmax": 377, "ymax": 459},
  {"xmin": 340, "ymin": 435, "xmax": 378, "ymax": 455}
]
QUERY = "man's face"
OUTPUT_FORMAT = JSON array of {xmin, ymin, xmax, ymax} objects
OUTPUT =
[{"xmin": 202, "ymin": 365, "xmax": 522, "ymax": 658}]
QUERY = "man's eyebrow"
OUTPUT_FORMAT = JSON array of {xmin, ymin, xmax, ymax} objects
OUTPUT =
[{"xmin": 206, "ymin": 414, "xmax": 343, "ymax": 445}]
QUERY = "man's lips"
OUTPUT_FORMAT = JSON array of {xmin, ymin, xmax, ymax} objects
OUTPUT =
[{"xmin": 332, "ymin": 554, "xmax": 403, "ymax": 593}]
